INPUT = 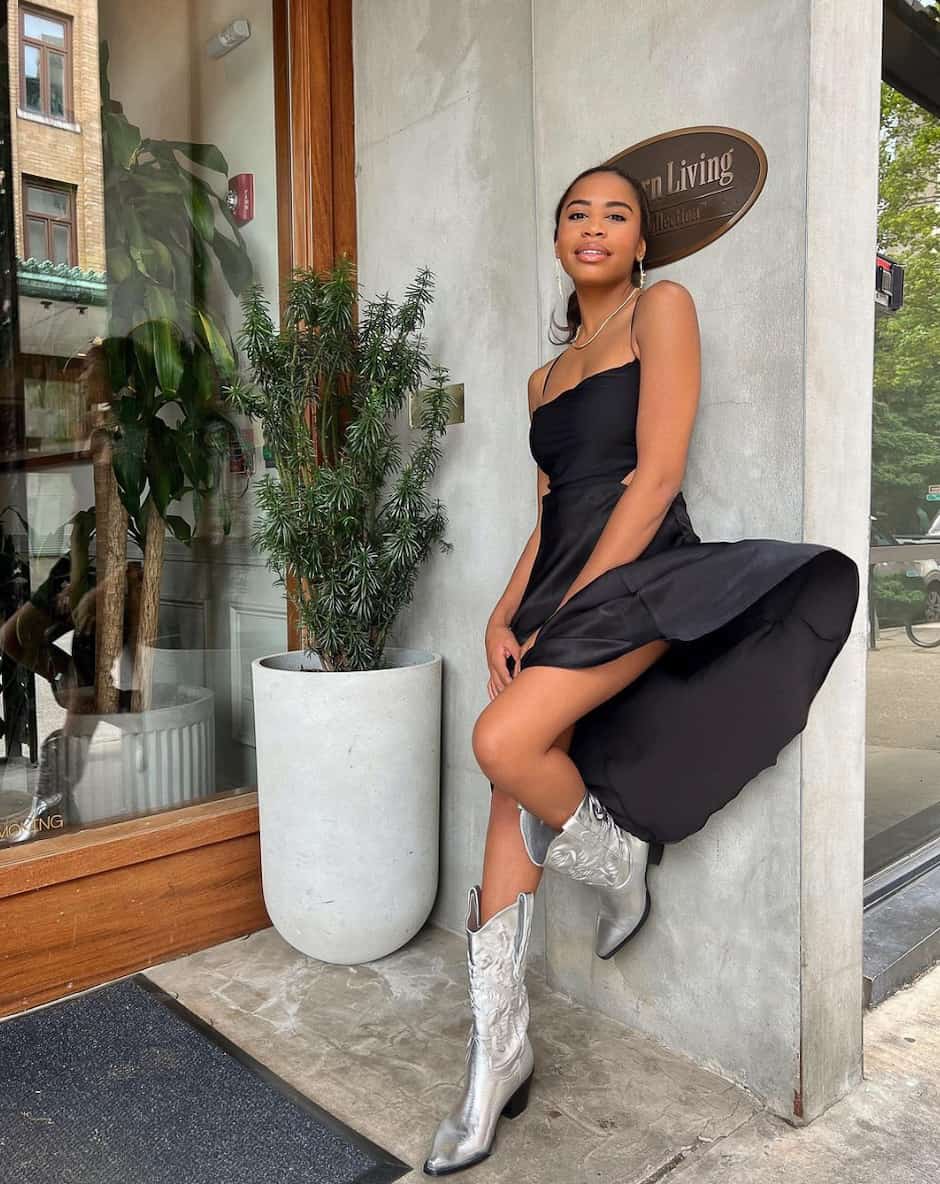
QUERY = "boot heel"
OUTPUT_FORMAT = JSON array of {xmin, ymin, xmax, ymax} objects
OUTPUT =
[
  {"xmin": 648, "ymin": 841, "xmax": 665, "ymax": 865},
  {"xmin": 501, "ymin": 1071, "xmax": 533, "ymax": 1119}
]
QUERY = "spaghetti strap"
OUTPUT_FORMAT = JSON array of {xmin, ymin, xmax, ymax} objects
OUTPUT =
[
  {"xmin": 542, "ymin": 287, "xmax": 643, "ymax": 402},
  {"xmin": 541, "ymin": 353, "xmax": 564, "ymax": 400}
]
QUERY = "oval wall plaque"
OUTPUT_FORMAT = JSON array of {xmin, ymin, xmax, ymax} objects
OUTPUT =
[{"xmin": 605, "ymin": 126, "xmax": 768, "ymax": 267}]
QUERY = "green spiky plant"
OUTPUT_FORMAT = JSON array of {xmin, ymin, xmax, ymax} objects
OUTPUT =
[{"xmin": 228, "ymin": 256, "xmax": 455, "ymax": 672}]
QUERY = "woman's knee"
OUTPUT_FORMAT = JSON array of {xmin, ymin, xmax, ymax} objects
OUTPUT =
[
  {"xmin": 473, "ymin": 702, "xmax": 576, "ymax": 784},
  {"xmin": 473, "ymin": 713, "xmax": 511, "ymax": 783}
]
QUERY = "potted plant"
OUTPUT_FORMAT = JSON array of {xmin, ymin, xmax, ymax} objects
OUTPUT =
[
  {"xmin": 231, "ymin": 256, "xmax": 453, "ymax": 964},
  {"xmin": 48, "ymin": 47, "xmax": 255, "ymax": 824}
]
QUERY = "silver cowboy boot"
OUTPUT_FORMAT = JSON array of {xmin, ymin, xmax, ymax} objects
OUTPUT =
[
  {"xmin": 518, "ymin": 793, "xmax": 664, "ymax": 959},
  {"xmin": 423, "ymin": 884, "xmax": 535, "ymax": 1176}
]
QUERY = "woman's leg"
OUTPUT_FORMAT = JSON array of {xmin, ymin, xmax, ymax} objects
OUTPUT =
[
  {"xmin": 472, "ymin": 639, "xmax": 670, "ymax": 827},
  {"xmin": 480, "ymin": 723, "xmax": 574, "ymax": 924}
]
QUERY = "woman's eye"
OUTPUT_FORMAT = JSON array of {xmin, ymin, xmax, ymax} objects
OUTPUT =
[{"xmin": 569, "ymin": 212, "xmax": 625, "ymax": 221}]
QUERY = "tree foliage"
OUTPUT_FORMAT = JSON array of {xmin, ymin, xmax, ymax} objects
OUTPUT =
[{"xmin": 874, "ymin": 81, "xmax": 940, "ymax": 533}]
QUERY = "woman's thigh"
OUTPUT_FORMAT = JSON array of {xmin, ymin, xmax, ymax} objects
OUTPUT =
[{"xmin": 473, "ymin": 639, "xmax": 669, "ymax": 772}]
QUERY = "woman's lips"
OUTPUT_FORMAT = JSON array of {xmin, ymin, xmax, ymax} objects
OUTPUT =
[{"xmin": 574, "ymin": 249, "xmax": 609, "ymax": 263}]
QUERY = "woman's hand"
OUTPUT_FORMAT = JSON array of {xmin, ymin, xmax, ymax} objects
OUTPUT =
[{"xmin": 485, "ymin": 622, "xmax": 520, "ymax": 700}]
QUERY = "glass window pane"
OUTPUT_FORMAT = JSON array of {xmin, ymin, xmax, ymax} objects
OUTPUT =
[
  {"xmin": 26, "ymin": 217, "xmax": 47, "ymax": 260},
  {"xmin": 23, "ymin": 12, "xmax": 66, "ymax": 48},
  {"xmin": 6, "ymin": 0, "xmax": 279, "ymax": 840},
  {"xmin": 866, "ymin": 83, "xmax": 940, "ymax": 884},
  {"xmin": 23, "ymin": 45, "xmax": 41, "ymax": 111},
  {"xmin": 49, "ymin": 53, "xmax": 65, "ymax": 118},
  {"xmin": 52, "ymin": 223, "xmax": 71, "ymax": 264},
  {"xmin": 24, "ymin": 377, "xmax": 76, "ymax": 450},
  {"xmin": 26, "ymin": 185, "xmax": 69, "ymax": 218}
]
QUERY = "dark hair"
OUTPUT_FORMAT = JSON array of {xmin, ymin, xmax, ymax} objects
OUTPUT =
[{"xmin": 549, "ymin": 164, "xmax": 652, "ymax": 346}]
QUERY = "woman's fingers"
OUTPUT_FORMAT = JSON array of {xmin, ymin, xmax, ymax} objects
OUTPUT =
[
  {"xmin": 489, "ymin": 637, "xmax": 527, "ymax": 696},
  {"xmin": 491, "ymin": 653, "xmax": 511, "ymax": 690}
]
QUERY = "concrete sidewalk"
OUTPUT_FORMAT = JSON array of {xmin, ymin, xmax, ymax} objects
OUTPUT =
[{"xmin": 143, "ymin": 922, "xmax": 940, "ymax": 1183}]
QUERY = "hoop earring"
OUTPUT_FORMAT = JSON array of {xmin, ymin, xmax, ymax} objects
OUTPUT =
[{"xmin": 554, "ymin": 255, "xmax": 565, "ymax": 301}]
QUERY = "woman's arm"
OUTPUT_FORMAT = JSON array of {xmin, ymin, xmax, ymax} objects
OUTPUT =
[
  {"xmin": 486, "ymin": 366, "xmax": 554, "ymax": 632},
  {"xmin": 549, "ymin": 281, "xmax": 701, "ymax": 617}
]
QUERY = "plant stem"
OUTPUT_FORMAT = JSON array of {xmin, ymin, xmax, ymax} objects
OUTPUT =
[
  {"xmin": 93, "ymin": 435, "xmax": 126, "ymax": 715},
  {"xmin": 130, "ymin": 500, "xmax": 165, "ymax": 713}
]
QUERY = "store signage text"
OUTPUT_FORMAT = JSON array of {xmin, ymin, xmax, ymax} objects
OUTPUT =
[
  {"xmin": 605, "ymin": 125, "xmax": 768, "ymax": 267},
  {"xmin": 1, "ymin": 813, "xmax": 64, "ymax": 840}
]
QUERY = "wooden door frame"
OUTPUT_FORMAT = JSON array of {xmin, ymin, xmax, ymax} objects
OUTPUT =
[
  {"xmin": 0, "ymin": 0, "xmax": 357, "ymax": 1018},
  {"xmin": 277, "ymin": 0, "xmax": 357, "ymax": 651}
]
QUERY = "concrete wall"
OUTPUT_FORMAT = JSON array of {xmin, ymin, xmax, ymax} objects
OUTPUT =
[
  {"xmin": 352, "ymin": 0, "xmax": 879, "ymax": 1121},
  {"xmin": 799, "ymin": 0, "xmax": 880, "ymax": 1121},
  {"xmin": 353, "ymin": 0, "xmax": 551, "ymax": 969}
]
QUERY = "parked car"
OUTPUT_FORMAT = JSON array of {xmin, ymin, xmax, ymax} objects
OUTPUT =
[{"xmin": 873, "ymin": 511, "xmax": 940, "ymax": 625}]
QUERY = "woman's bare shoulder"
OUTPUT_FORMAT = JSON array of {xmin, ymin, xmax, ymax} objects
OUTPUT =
[
  {"xmin": 639, "ymin": 278, "xmax": 696, "ymax": 313},
  {"xmin": 635, "ymin": 281, "xmax": 698, "ymax": 351},
  {"xmin": 526, "ymin": 359, "xmax": 555, "ymax": 418}
]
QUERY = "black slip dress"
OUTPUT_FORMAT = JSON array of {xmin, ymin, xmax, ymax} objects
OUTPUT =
[{"xmin": 496, "ymin": 307, "xmax": 860, "ymax": 848}]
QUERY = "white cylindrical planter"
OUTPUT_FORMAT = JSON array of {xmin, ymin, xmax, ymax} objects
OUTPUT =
[
  {"xmin": 47, "ymin": 683, "xmax": 216, "ymax": 825},
  {"xmin": 146, "ymin": 645, "xmax": 253, "ymax": 791},
  {"xmin": 251, "ymin": 646, "xmax": 442, "ymax": 964}
]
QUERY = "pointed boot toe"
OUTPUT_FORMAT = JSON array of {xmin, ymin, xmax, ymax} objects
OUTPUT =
[{"xmin": 423, "ymin": 885, "xmax": 535, "ymax": 1175}]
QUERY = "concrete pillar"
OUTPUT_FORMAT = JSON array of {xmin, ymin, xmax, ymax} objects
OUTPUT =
[{"xmin": 353, "ymin": 0, "xmax": 881, "ymax": 1122}]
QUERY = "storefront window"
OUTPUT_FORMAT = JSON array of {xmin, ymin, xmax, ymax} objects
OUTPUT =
[
  {"xmin": 0, "ymin": 0, "xmax": 284, "ymax": 848},
  {"xmin": 866, "ymin": 78, "xmax": 940, "ymax": 880}
]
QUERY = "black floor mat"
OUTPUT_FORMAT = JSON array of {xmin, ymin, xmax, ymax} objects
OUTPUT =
[{"xmin": 0, "ymin": 974, "xmax": 410, "ymax": 1183}]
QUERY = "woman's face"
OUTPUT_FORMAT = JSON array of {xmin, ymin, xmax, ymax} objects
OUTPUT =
[{"xmin": 555, "ymin": 172, "xmax": 644, "ymax": 290}]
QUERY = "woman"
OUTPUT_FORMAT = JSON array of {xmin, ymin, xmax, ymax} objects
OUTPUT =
[{"xmin": 423, "ymin": 164, "xmax": 859, "ymax": 1176}]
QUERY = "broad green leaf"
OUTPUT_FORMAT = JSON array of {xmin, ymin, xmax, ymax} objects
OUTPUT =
[
  {"xmin": 184, "ymin": 184, "xmax": 216, "ymax": 243},
  {"xmin": 150, "ymin": 239, "xmax": 174, "ymax": 285},
  {"xmin": 191, "ymin": 348, "xmax": 215, "ymax": 409},
  {"xmin": 195, "ymin": 308, "xmax": 235, "ymax": 377},
  {"xmin": 102, "ymin": 109, "xmax": 142, "ymax": 170},
  {"xmin": 108, "ymin": 246, "xmax": 134, "ymax": 285},
  {"xmin": 161, "ymin": 140, "xmax": 229, "ymax": 174},
  {"xmin": 103, "ymin": 335, "xmax": 130, "ymax": 394},
  {"xmin": 111, "ymin": 421, "xmax": 147, "ymax": 516},
  {"xmin": 129, "ymin": 244, "xmax": 167, "ymax": 285},
  {"xmin": 147, "ymin": 447, "xmax": 174, "ymax": 516},
  {"xmin": 129, "ymin": 326, "xmax": 157, "ymax": 404},
  {"xmin": 124, "ymin": 205, "xmax": 151, "ymax": 258},
  {"xmin": 144, "ymin": 286, "xmax": 178, "ymax": 325},
  {"xmin": 165, "ymin": 514, "xmax": 193, "ymax": 544},
  {"xmin": 151, "ymin": 319, "xmax": 183, "ymax": 395},
  {"xmin": 178, "ymin": 433, "xmax": 211, "ymax": 488},
  {"xmin": 213, "ymin": 230, "xmax": 254, "ymax": 296}
]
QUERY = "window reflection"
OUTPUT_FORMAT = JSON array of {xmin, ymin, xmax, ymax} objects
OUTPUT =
[
  {"xmin": 1, "ymin": 0, "xmax": 284, "ymax": 848},
  {"xmin": 866, "ymin": 81, "xmax": 940, "ymax": 877}
]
